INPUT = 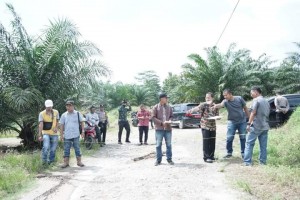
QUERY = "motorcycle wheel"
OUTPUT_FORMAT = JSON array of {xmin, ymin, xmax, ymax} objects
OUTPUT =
[{"xmin": 85, "ymin": 136, "xmax": 93, "ymax": 150}]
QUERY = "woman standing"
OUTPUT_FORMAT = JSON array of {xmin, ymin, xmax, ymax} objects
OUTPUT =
[
  {"xmin": 137, "ymin": 104, "xmax": 150, "ymax": 145},
  {"xmin": 188, "ymin": 92, "xmax": 219, "ymax": 163}
]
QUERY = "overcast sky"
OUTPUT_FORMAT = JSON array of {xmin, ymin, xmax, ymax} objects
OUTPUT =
[{"xmin": 1, "ymin": 0, "xmax": 300, "ymax": 83}]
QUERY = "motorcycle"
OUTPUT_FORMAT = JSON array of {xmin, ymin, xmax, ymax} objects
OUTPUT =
[
  {"xmin": 131, "ymin": 111, "xmax": 139, "ymax": 127},
  {"xmin": 84, "ymin": 121, "xmax": 97, "ymax": 150}
]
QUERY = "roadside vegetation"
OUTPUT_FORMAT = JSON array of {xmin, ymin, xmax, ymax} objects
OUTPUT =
[
  {"xmin": 224, "ymin": 107, "xmax": 300, "ymax": 199},
  {"xmin": 0, "ymin": 142, "xmax": 100, "ymax": 199}
]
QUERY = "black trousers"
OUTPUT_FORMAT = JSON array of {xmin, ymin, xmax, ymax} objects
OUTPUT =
[
  {"xmin": 202, "ymin": 129, "xmax": 216, "ymax": 160},
  {"xmin": 276, "ymin": 112, "xmax": 288, "ymax": 124},
  {"xmin": 118, "ymin": 121, "xmax": 130, "ymax": 142},
  {"xmin": 99, "ymin": 122, "xmax": 107, "ymax": 142},
  {"xmin": 139, "ymin": 126, "xmax": 149, "ymax": 143},
  {"xmin": 95, "ymin": 126, "xmax": 101, "ymax": 143}
]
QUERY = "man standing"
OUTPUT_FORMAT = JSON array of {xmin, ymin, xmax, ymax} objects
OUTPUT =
[
  {"xmin": 244, "ymin": 87, "xmax": 270, "ymax": 166},
  {"xmin": 137, "ymin": 104, "xmax": 150, "ymax": 145},
  {"xmin": 187, "ymin": 92, "xmax": 219, "ymax": 163},
  {"xmin": 213, "ymin": 89, "xmax": 250, "ymax": 159},
  {"xmin": 97, "ymin": 104, "xmax": 109, "ymax": 145},
  {"xmin": 38, "ymin": 100, "xmax": 60, "ymax": 165},
  {"xmin": 59, "ymin": 100, "xmax": 85, "ymax": 168},
  {"xmin": 152, "ymin": 93, "xmax": 174, "ymax": 166},
  {"xmin": 274, "ymin": 91, "xmax": 290, "ymax": 124},
  {"xmin": 86, "ymin": 105, "xmax": 101, "ymax": 146},
  {"xmin": 118, "ymin": 100, "xmax": 131, "ymax": 144}
]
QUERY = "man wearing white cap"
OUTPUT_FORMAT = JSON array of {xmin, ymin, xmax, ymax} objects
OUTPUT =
[{"xmin": 38, "ymin": 100, "xmax": 60, "ymax": 165}]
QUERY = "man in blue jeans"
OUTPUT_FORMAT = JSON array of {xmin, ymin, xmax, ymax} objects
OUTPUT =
[
  {"xmin": 38, "ymin": 100, "xmax": 60, "ymax": 165},
  {"xmin": 244, "ymin": 86, "xmax": 270, "ymax": 166},
  {"xmin": 213, "ymin": 89, "xmax": 250, "ymax": 158},
  {"xmin": 152, "ymin": 93, "xmax": 174, "ymax": 166},
  {"xmin": 59, "ymin": 100, "xmax": 85, "ymax": 168}
]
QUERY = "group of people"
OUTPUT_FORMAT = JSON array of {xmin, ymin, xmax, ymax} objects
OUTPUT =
[
  {"xmin": 38, "ymin": 86, "xmax": 284, "ymax": 168},
  {"xmin": 38, "ymin": 100, "xmax": 109, "ymax": 168},
  {"xmin": 188, "ymin": 87, "xmax": 270, "ymax": 166}
]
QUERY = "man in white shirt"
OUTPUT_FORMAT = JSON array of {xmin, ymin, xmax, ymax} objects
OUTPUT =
[
  {"xmin": 274, "ymin": 91, "xmax": 290, "ymax": 124},
  {"xmin": 85, "ymin": 105, "xmax": 101, "ymax": 146}
]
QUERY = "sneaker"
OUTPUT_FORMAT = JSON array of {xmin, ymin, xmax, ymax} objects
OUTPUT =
[
  {"xmin": 242, "ymin": 163, "xmax": 252, "ymax": 167},
  {"xmin": 241, "ymin": 153, "xmax": 245, "ymax": 159},
  {"xmin": 205, "ymin": 158, "xmax": 213, "ymax": 163},
  {"xmin": 211, "ymin": 157, "xmax": 217, "ymax": 161},
  {"xmin": 118, "ymin": 141, "xmax": 123, "ymax": 145},
  {"xmin": 167, "ymin": 160, "xmax": 174, "ymax": 165},
  {"xmin": 154, "ymin": 161, "xmax": 161, "ymax": 166},
  {"xmin": 223, "ymin": 154, "xmax": 232, "ymax": 159},
  {"xmin": 144, "ymin": 142, "xmax": 148, "ymax": 145},
  {"xmin": 139, "ymin": 143, "xmax": 143, "ymax": 146},
  {"xmin": 125, "ymin": 140, "xmax": 131, "ymax": 143}
]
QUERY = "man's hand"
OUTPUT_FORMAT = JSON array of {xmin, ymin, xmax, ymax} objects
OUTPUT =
[
  {"xmin": 53, "ymin": 127, "xmax": 58, "ymax": 133},
  {"xmin": 81, "ymin": 133, "xmax": 85, "ymax": 139},
  {"xmin": 60, "ymin": 135, "xmax": 64, "ymax": 141},
  {"xmin": 247, "ymin": 125, "xmax": 251, "ymax": 132},
  {"xmin": 38, "ymin": 135, "xmax": 43, "ymax": 142}
]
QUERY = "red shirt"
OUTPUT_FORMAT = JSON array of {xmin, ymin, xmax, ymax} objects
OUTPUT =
[{"xmin": 137, "ymin": 109, "xmax": 150, "ymax": 126}]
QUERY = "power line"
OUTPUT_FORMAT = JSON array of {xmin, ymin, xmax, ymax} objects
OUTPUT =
[{"xmin": 215, "ymin": 0, "xmax": 240, "ymax": 46}]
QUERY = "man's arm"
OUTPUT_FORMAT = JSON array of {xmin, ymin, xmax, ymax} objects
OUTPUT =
[
  {"xmin": 152, "ymin": 106, "xmax": 163, "ymax": 126},
  {"xmin": 38, "ymin": 121, "xmax": 43, "ymax": 141},
  {"xmin": 187, "ymin": 105, "xmax": 200, "ymax": 113},
  {"xmin": 244, "ymin": 106, "xmax": 250, "ymax": 118},
  {"xmin": 213, "ymin": 100, "xmax": 225, "ymax": 109},
  {"xmin": 60, "ymin": 124, "xmax": 64, "ymax": 141}
]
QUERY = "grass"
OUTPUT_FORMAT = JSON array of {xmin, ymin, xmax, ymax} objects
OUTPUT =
[
  {"xmin": 0, "ymin": 131, "xmax": 18, "ymax": 138},
  {"xmin": 223, "ymin": 107, "xmax": 300, "ymax": 199},
  {"xmin": 236, "ymin": 180, "xmax": 252, "ymax": 195},
  {"xmin": 0, "ymin": 140, "xmax": 100, "ymax": 199}
]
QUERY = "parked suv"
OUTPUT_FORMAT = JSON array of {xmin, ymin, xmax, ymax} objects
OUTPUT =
[
  {"xmin": 171, "ymin": 103, "xmax": 200, "ymax": 129},
  {"xmin": 268, "ymin": 94, "xmax": 300, "ymax": 127}
]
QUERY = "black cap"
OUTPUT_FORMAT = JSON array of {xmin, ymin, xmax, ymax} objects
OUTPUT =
[
  {"xmin": 65, "ymin": 100, "xmax": 74, "ymax": 105},
  {"xmin": 90, "ymin": 105, "xmax": 96, "ymax": 109},
  {"xmin": 121, "ymin": 99, "xmax": 127, "ymax": 104},
  {"xmin": 159, "ymin": 93, "xmax": 169, "ymax": 99}
]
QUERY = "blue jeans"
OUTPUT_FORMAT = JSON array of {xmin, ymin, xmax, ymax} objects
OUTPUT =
[
  {"xmin": 244, "ymin": 128, "xmax": 268, "ymax": 165},
  {"xmin": 226, "ymin": 121, "xmax": 247, "ymax": 155},
  {"xmin": 42, "ymin": 134, "xmax": 58, "ymax": 163},
  {"xmin": 155, "ymin": 130, "xmax": 172, "ymax": 161},
  {"xmin": 64, "ymin": 137, "xmax": 81, "ymax": 158}
]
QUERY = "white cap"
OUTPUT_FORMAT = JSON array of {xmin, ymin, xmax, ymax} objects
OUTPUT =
[{"xmin": 45, "ymin": 100, "xmax": 53, "ymax": 107}]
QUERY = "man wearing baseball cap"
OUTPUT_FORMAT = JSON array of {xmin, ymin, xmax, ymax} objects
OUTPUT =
[
  {"xmin": 152, "ymin": 93, "xmax": 174, "ymax": 166},
  {"xmin": 38, "ymin": 99, "xmax": 60, "ymax": 165},
  {"xmin": 59, "ymin": 100, "xmax": 85, "ymax": 168}
]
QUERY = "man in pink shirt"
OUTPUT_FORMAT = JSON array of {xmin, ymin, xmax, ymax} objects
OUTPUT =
[{"xmin": 137, "ymin": 104, "xmax": 150, "ymax": 145}]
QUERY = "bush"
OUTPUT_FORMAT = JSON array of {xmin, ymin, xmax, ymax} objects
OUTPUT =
[{"xmin": 267, "ymin": 107, "xmax": 300, "ymax": 167}]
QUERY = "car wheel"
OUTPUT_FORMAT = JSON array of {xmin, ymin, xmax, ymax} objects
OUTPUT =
[{"xmin": 179, "ymin": 120, "xmax": 185, "ymax": 129}]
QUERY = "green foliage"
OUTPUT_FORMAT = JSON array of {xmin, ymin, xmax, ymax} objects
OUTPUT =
[
  {"xmin": 267, "ymin": 107, "xmax": 300, "ymax": 167},
  {"xmin": 0, "ymin": 4, "xmax": 109, "ymax": 146},
  {"xmin": 135, "ymin": 70, "xmax": 161, "ymax": 105}
]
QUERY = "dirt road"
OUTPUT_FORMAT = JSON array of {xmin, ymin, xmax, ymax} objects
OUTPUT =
[{"xmin": 20, "ymin": 126, "xmax": 251, "ymax": 200}]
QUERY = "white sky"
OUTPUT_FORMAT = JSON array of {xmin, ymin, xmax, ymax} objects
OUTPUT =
[{"xmin": 1, "ymin": 0, "xmax": 300, "ymax": 83}]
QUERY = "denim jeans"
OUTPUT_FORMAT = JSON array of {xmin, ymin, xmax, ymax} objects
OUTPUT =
[
  {"xmin": 42, "ymin": 134, "xmax": 58, "ymax": 163},
  {"xmin": 244, "ymin": 128, "xmax": 268, "ymax": 165},
  {"xmin": 226, "ymin": 121, "xmax": 247, "ymax": 155},
  {"xmin": 155, "ymin": 130, "xmax": 172, "ymax": 161},
  {"xmin": 64, "ymin": 137, "xmax": 81, "ymax": 158}
]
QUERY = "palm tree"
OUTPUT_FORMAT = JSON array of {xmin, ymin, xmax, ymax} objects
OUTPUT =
[{"xmin": 0, "ymin": 4, "xmax": 109, "ymax": 147}]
